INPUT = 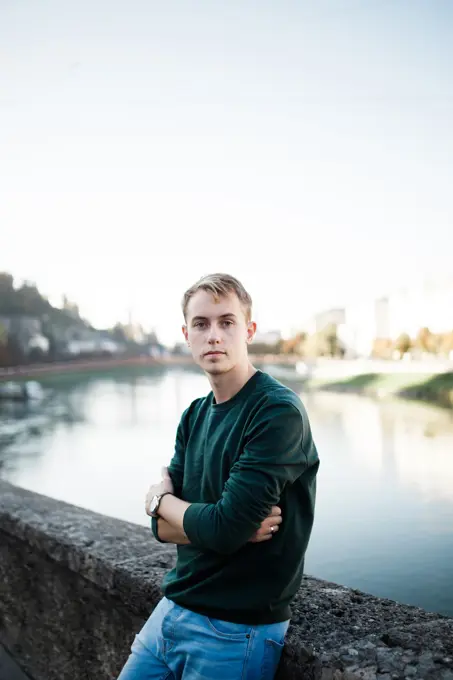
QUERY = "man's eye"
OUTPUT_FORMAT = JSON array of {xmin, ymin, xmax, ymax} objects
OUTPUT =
[
  {"xmin": 222, "ymin": 320, "xmax": 233, "ymax": 327},
  {"xmin": 194, "ymin": 322, "xmax": 206, "ymax": 328}
]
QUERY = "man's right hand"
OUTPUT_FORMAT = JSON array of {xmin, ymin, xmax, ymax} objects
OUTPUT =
[{"xmin": 248, "ymin": 506, "xmax": 282, "ymax": 543}]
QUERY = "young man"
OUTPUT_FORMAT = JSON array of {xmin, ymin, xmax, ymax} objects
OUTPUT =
[{"xmin": 118, "ymin": 274, "xmax": 319, "ymax": 680}]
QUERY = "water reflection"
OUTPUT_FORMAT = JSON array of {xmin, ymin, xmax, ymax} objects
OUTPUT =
[
  {"xmin": 0, "ymin": 387, "xmax": 86, "ymax": 475},
  {"xmin": 300, "ymin": 390, "xmax": 453, "ymax": 615},
  {"xmin": 303, "ymin": 391, "xmax": 453, "ymax": 503}
]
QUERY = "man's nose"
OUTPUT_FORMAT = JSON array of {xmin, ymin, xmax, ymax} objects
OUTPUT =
[{"xmin": 207, "ymin": 326, "xmax": 222, "ymax": 343}]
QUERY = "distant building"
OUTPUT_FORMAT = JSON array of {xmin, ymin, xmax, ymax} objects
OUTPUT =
[
  {"xmin": 338, "ymin": 299, "xmax": 389, "ymax": 358},
  {"xmin": 0, "ymin": 315, "xmax": 49, "ymax": 356},
  {"xmin": 305, "ymin": 308, "xmax": 346, "ymax": 335},
  {"xmin": 66, "ymin": 333, "xmax": 124, "ymax": 356},
  {"xmin": 27, "ymin": 333, "xmax": 50, "ymax": 354},
  {"xmin": 253, "ymin": 330, "xmax": 282, "ymax": 347},
  {"xmin": 375, "ymin": 297, "xmax": 390, "ymax": 338}
]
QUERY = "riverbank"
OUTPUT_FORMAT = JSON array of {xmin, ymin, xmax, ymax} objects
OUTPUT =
[
  {"xmin": 304, "ymin": 371, "xmax": 453, "ymax": 409},
  {"xmin": 0, "ymin": 355, "xmax": 194, "ymax": 383},
  {"xmin": 2, "ymin": 356, "xmax": 453, "ymax": 409}
]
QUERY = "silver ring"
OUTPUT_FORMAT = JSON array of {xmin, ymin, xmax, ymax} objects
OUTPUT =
[{"xmin": 270, "ymin": 526, "xmax": 275, "ymax": 533}]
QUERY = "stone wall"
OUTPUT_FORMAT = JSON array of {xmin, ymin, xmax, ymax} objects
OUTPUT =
[{"xmin": 0, "ymin": 480, "xmax": 452, "ymax": 680}]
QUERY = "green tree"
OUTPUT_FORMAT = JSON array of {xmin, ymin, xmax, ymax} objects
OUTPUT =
[
  {"xmin": 0, "ymin": 322, "xmax": 8, "ymax": 366},
  {"xmin": 0, "ymin": 322, "xmax": 7, "ymax": 347},
  {"xmin": 0, "ymin": 272, "xmax": 14, "ymax": 293},
  {"xmin": 112, "ymin": 323, "xmax": 129, "ymax": 344}
]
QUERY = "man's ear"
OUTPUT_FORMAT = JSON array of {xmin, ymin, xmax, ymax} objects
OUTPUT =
[
  {"xmin": 182, "ymin": 325, "xmax": 189, "ymax": 343},
  {"xmin": 246, "ymin": 321, "xmax": 257, "ymax": 344}
]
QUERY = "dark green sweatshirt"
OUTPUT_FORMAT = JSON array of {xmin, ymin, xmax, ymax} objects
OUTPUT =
[{"xmin": 151, "ymin": 370, "xmax": 319, "ymax": 624}]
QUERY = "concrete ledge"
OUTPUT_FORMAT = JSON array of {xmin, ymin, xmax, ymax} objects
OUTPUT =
[{"xmin": 1, "ymin": 480, "xmax": 452, "ymax": 680}]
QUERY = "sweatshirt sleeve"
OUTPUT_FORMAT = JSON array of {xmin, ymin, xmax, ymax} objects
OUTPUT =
[
  {"xmin": 151, "ymin": 408, "xmax": 188, "ymax": 542},
  {"xmin": 167, "ymin": 415, "xmax": 187, "ymax": 497},
  {"xmin": 183, "ymin": 400, "xmax": 312, "ymax": 555}
]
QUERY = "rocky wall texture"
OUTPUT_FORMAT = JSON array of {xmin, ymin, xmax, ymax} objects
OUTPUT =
[{"xmin": 0, "ymin": 481, "xmax": 452, "ymax": 680}]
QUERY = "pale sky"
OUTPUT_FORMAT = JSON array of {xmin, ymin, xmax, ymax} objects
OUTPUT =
[{"xmin": 1, "ymin": 1, "xmax": 452, "ymax": 344}]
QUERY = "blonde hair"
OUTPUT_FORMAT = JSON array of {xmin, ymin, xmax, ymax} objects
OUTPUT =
[{"xmin": 182, "ymin": 273, "xmax": 253, "ymax": 322}]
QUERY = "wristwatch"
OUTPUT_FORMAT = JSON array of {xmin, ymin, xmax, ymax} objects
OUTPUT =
[{"xmin": 149, "ymin": 492, "xmax": 172, "ymax": 518}]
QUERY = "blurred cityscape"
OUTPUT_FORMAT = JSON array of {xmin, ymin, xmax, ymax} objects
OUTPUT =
[
  {"xmin": 1, "ymin": 270, "xmax": 453, "ymax": 369},
  {"xmin": 0, "ymin": 272, "xmax": 167, "ymax": 367}
]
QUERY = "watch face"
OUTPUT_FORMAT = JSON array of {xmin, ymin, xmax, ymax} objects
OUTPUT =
[{"xmin": 150, "ymin": 495, "xmax": 159, "ymax": 515}]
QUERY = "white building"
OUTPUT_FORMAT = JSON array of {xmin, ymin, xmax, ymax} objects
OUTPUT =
[
  {"xmin": 338, "ymin": 298, "xmax": 389, "ymax": 358},
  {"xmin": 27, "ymin": 333, "xmax": 50, "ymax": 354},
  {"xmin": 66, "ymin": 335, "xmax": 123, "ymax": 356}
]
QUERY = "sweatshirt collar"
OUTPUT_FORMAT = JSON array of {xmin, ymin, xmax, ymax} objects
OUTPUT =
[{"xmin": 210, "ymin": 370, "xmax": 262, "ymax": 412}]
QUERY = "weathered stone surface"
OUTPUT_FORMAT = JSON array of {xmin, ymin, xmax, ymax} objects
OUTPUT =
[{"xmin": 1, "ymin": 480, "xmax": 452, "ymax": 680}]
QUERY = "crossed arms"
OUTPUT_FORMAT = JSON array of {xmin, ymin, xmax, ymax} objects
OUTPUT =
[
  {"xmin": 148, "ymin": 402, "xmax": 310, "ymax": 555},
  {"xmin": 151, "ymin": 475, "xmax": 282, "ymax": 546}
]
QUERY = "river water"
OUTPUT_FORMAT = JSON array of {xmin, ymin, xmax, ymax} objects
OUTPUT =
[{"xmin": 1, "ymin": 366, "xmax": 452, "ymax": 616}]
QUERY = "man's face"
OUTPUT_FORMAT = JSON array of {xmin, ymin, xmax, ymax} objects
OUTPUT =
[{"xmin": 183, "ymin": 290, "xmax": 256, "ymax": 375}]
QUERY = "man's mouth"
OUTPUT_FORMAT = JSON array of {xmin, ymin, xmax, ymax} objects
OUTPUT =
[{"xmin": 204, "ymin": 351, "xmax": 225, "ymax": 356}]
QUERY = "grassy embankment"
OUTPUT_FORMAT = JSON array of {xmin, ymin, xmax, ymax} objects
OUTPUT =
[{"xmin": 305, "ymin": 371, "xmax": 453, "ymax": 409}]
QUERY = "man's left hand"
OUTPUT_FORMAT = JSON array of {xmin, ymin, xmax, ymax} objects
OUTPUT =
[{"xmin": 145, "ymin": 467, "xmax": 174, "ymax": 516}]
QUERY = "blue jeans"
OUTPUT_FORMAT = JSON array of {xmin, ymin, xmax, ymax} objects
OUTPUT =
[{"xmin": 118, "ymin": 597, "xmax": 289, "ymax": 680}]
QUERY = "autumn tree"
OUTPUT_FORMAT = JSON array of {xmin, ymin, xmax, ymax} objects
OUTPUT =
[
  {"xmin": 414, "ymin": 327, "xmax": 437, "ymax": 354},
  {"xmin": 394, "ymin": 333, "xmax": 412, "ymax": 356}
]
